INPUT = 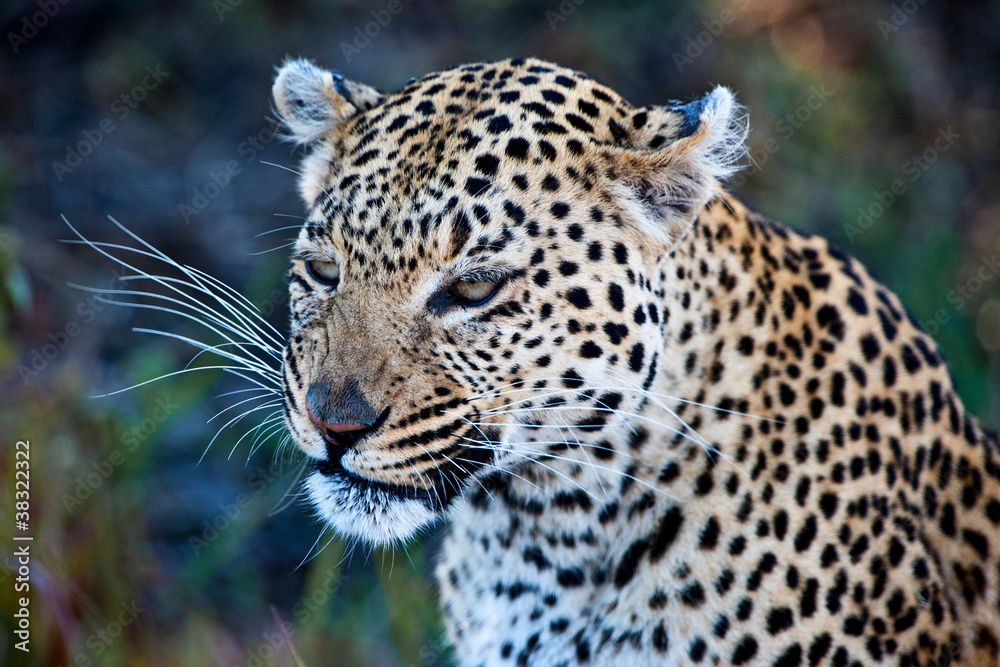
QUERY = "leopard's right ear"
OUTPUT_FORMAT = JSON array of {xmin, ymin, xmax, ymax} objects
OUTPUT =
[{"xmin": 272, "ymin": 58, "xmax": 383, "ymax": 146}]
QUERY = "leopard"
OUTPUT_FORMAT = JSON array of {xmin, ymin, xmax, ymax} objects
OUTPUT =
[{"xmin": 269, "ymin": 56, "xmax": 1000, "ymax": 666}]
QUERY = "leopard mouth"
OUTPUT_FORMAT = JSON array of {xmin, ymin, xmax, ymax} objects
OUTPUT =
[
  {"xmin": 311, "ymin": 411, "xmax": 497, "ymax": 507},
  {"xmin": 299, "ymin": 404, "xmax": 500, "ymax": 545},
  {"xmin": 314, "ymin": 453, "xmax": 442, "ymax": 505},
  {"xmin": 316, "ymin": 406, "xmax": 391, "ymax": 450}
]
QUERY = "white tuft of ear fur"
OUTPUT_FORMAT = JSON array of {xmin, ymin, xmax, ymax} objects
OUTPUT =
[
  {"xmin": 612, "ymin": 85, "xmax": 748, "ymax": 239},
  {"xmin": 273, "ymin": 58, "xmax": 385, "ymax": 146},
  {"xmin": 680, "ymin": 85, "xmax": 749, "ymax": 184},
  {"xmin": 273, "ymin": 58, "xmax": 343, "ymax": 145}
]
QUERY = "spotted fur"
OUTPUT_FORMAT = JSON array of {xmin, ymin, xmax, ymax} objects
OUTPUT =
[{"xmin": 272, "ymin": 57, "xmax": 1000, "ymax": 666}]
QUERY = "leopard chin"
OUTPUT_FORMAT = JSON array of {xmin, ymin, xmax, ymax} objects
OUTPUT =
[{"xmin": 305, "ymin": 467, "xmax": 440, "ymax": 546}]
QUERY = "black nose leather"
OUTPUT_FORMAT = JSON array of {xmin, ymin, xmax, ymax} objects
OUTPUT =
[{"xmin": 306, "ymin": 376, "xmax": 381, "ymax": 448}]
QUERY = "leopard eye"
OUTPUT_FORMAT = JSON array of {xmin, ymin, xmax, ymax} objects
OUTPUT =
[
  {"xmin": 449, "ymin": 279, "xmax": 500, "ymax": 306},
  {"xmin": 306, "ymin": 259, "xmax": 340, "ymax": 286}
]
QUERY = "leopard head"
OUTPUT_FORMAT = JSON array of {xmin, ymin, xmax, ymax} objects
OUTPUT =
[{"xmin": 272, "ymin": 57, "xmax": 745, "ymax": 545}]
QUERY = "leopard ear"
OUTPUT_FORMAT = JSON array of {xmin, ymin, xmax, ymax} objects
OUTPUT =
[
  {"xmin": 272, "ymin": 58, "xmax": 383, "ymax": 146},
  {"xmin": 614, "ymin": 86, "xmax": 747, "ymax": 231}
]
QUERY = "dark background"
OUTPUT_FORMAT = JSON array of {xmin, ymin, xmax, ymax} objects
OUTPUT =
[{"xmin": 1, "ymin": 0, "xmax": 999, "ymax": 665}]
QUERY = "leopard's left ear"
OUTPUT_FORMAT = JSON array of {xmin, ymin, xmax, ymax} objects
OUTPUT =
[
  {"xmin": 612, "ymin": 86, "xmax": 747, "ymax": 231},
  {"xmin": 272, "ymin": 58, "xmax": 384, "ymax": 146}
]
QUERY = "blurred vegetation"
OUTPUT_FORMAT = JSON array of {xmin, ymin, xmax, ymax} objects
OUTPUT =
[{"xmin": 1, "ymin": 0, "xmax": 998, "ymax": 665}]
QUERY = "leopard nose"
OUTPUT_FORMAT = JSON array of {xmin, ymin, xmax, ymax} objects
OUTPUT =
[
  {"xmin": 305, "ymin": 376, "xmax": 383, "ymax": 449},
  {"xmin": 306, "ymin": 406, "xmax": 368, "ymax": 436}
]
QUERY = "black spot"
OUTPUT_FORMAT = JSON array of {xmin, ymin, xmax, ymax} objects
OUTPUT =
[
  {"xmin": 731, "ymin": 635, "xmax": 759, "ymax": 665},
  {"xmin": 566, "ymin": 287, "xmax": 591, "ymax": 309},
  {"xmin": 608, "ymin": 284, "xmax": 625, "ymax": 311},
  {"xmin": 737, "ymin": 336, "xmax": 754, "ymax": 355},
  {"xmin": 475, "ymin": 154, "xmax": 500, "ymax": 176},
  {"xmin": 986, "ymin": 499, "xmax": 1000, "ymax": 524},
  {"xmin": 628, "ymin": 343, "xmax": 645, "ymax": 373},
  {"xmin": 561, "ymin": 369, "xmax": 585, "ymax": 388},
  {"xmin": 541, "ymin": 88, "xmax": 565, "ymax": 104},
  {"xmin": 699, "ymin": 517, "xmax": 720, "ymax": 550},
  {"xmin": 556, "ymin": 567, "xmax": 585, "ymax": 587},
  {"xmin": 808, "ymin": 634, "xmax": 832, "ymax": 666},
  {"xmin": 658, "ymin": 461, "xmax": 680, "ymax": 483},
  {"xmin": 608, "ymin": 118, "xmax": 627, "ymax": 144},
  {"xmin": 505, "ymin": 137, "xmax": 529, "ymax": 159},
  {"xmin": 689, "ymin": 637, "xmax": 707, "ymax": 662},
  {"xmin": 847, "ymin": 289, "xmax": 868, "ymax": 315},
  {"xmin": 652, "ymin": 621, "xmax": 669, "ymax": 652},
  {"xmin": 819, "ymin": 493, "xmax": 838, "ymax": 519},
  {"xmin": 800, "ymin": 578, "xmax": 819, "ymax": 618},
  {"xmin": 559, "ymin": 260, "xmax": 579, "ymax": 276},
  {"xmin": 649, "ymin": 505, "xmax": 684, "ymax": 561},
  {"xmin": 714, "ymin": 569, "xmax": 735, "ymax": 596},
  {"xmin": 487, "ymin": 115, "xmax": 512, "ymax": 134},
  {"xmin": 465, "ymin": 177, "xmax": 490, "ymax": 196},
  {"xmin": 352, "ymin": 149, "xmax": 379, "ymax": 166},
  {"xmin": 773, "ymin": 644, "xmax": 803, "ymax": 667},
  {"xmin": 450, "ymin": 211, "xmax": 472, "ymax": 258},
  {"xmin": 860, "ymin": 334, "xmax": 880, "ymax": 362},
  {"xmin": 963, "ymin": 528, "xmax": 989, "ymax": 557},
  {"xmin": 679, "ymin": 581, "xmax": 705, "ymax": 607},
  {"xmin": 613, "ymin": 538, "xmax": 649, "ymax": 588},
  {"xmin": 602, "ymin": 322, "xmax": 628, "ymax": 345},
  {"xmin": 794, "ymin": 515, "xmax": 817, "ymax": 552},
  {"xmin": 580, "ymin": 341, "xmax": 603, "ymax": 358},
  {"xmin": 767, "ymin": 607, "xmax": 794, "ymax": 635}
]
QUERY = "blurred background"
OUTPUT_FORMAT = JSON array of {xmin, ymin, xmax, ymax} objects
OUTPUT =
[{"xmin": 1, "ymin": 0, "xmax": 998, "ymax": 665}]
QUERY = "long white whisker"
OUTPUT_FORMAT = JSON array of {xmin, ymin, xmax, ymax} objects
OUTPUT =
[
  {"xmin": 246, "ymin": 242, "xmax": 295, "ymax": 256},
  {"xmin": 64, "ymin": 217, "xmax": 286, "ymax": 350},
  {"xmin": 458, "ymin": 437, "xmax": 679, "ymax": 503},
  {"xmin": 207, "ymin": 392, "xmax": 281, "ymax": 423}
]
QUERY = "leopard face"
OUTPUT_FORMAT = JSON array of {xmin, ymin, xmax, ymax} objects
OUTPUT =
[{"xmin": 274, "ymin": 57, "xmax": 743, "ymax": 545}]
